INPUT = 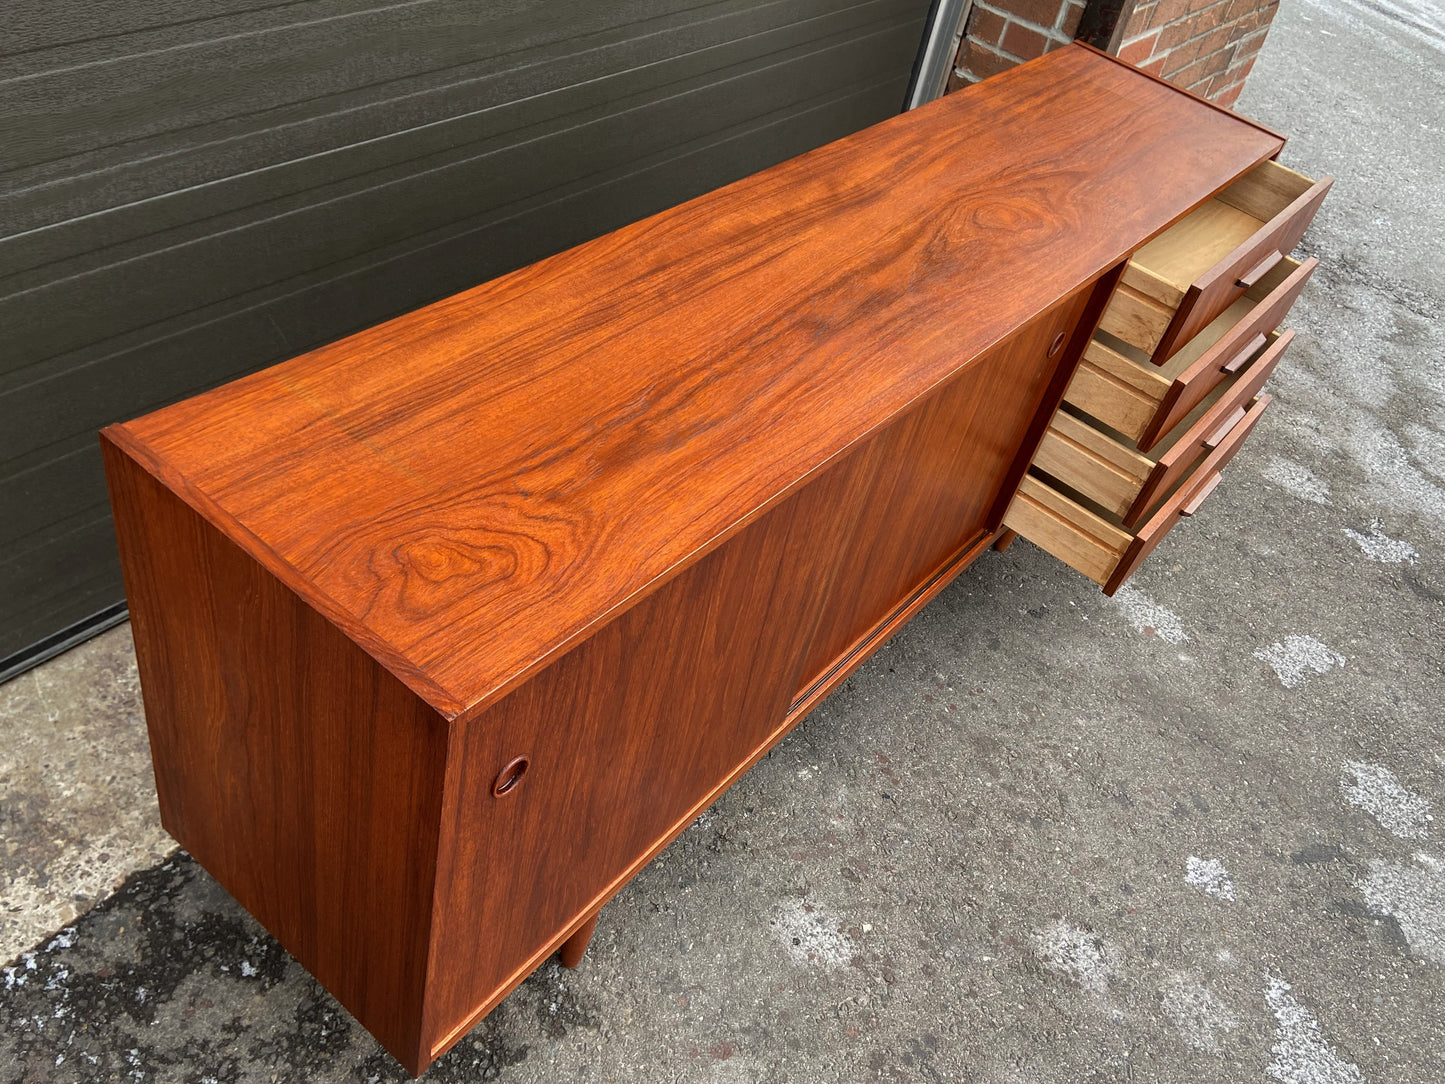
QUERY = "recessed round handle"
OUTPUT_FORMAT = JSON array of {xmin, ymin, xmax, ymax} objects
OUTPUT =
[
  {"xmin": 492, "ymin": 755, "xmax": 531, "ymax": 798},
  {"xmin": 1048, "ymin": 331, "xmax": 1067, "ymax": 357}
]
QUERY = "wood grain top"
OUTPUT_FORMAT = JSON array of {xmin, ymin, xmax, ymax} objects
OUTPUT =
[{"xmin": 106, "ymin": 45, "xmax": 1283, "ymax": 723}]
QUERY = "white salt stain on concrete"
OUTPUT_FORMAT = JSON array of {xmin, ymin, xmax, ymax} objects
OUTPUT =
[
  {"xmin": 1265, "ymin": 977, "xmax": 1364, "ymax": 1084},
  {"xmin": 1262, "ymin": 455, "xmax": 1333, "ymax": 505},
  {"xmin": 1108, "ymin": 584, "xmax": 1189, "ymax": 644},
  {"xmin": 1160, "ymin": 973, "xmax": 1239, "ymax": 1053},
  {"xmin": 1033, "ymin": 921, "xmax": 1119, "ymax": 995},
  {"xmin": 1341, "ymin": 761, "xmax": 1433, "ymax": 838},
  {"xmin": 1342, "ymin": 524, "xmax": 1419, "ymax": 563},
  {"xmin": 1254, "ymin": 635, "xmax": 1346, "ymax": 688},
  {"xmin": 1358, "ymin": 853, "xmax": 1445, "ymax": 964},
  {"xmin": 771, "ymin": 898, "xmax": 850, "ymax": 969},
  {"xmin": 1185, "ymin": 856, "xmax": 1237, "ymax": 901}
]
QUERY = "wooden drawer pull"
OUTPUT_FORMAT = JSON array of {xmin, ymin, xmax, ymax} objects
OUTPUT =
[
  {"xmin": 1235, "ymin": 250, "xmax": 1283, "ymax": 290},
  {"xmin": 492, "ymin": 755, "xmax": 531, "ymax": 797},
  {"xmin": 1179, "ymin": 473, "xmax": 1222, "ymax": 517},
  {"xmin": 1220, "ymin": 332, "xmax": 1268, "ymax": 374},
  {"xmin": 1205, "ymin": 405, "xmax": 1249, "ymax": 449}
]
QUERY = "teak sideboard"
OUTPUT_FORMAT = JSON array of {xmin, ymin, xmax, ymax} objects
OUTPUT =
[{"xmin": 101, "ymin": 44, "xmax": 1329, "ymax": 1074}]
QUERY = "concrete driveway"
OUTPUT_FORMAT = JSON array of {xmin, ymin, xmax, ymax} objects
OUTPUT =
[{"xmin": 2, "ymin": 0, "xmax": 1442, "ymax": 1079}]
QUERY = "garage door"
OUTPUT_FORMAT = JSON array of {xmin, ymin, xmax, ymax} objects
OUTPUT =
[{"xmin": 0, "ymin": 0, "xmax": 940, "ymax": 675}]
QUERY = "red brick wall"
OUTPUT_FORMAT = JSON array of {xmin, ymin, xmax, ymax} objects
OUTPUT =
[
  {"xmin": 950, "ymin": 0, "xmax": 1088, "ymax": 88},
  {"xmin": 1114, "ymin": 0, "xmax": 1277, "ymax": 105},
  {"xmin": 948, "ymin": 0, "xmax": 1279, "ymax": 105}
]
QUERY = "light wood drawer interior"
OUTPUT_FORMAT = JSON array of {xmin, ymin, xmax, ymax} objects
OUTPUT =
[
  {"xmin": 1036, "ymin": 330, "xmax": 1289, "ymax": 527},
  {"xmin": 1097, "ymin": 159, "xmax": 1329, "ymax": 362},
  {"xmin": 1004, "ymin": 394, "xmax": 1272, "ymax": 595},
  {"xmin": 1067, "ymin": 255, "xmax": 1314, "ymax": 448}
]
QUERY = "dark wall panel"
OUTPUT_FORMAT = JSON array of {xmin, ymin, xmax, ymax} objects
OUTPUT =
[{"xmin": 0, "ymin": 0, "xmax": 933, "ymax": 664}]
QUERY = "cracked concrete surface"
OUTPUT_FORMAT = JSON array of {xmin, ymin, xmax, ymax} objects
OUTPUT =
[{"xmin": 2, "ymin": 0, "xmax": 1443, "ymax": 1079}]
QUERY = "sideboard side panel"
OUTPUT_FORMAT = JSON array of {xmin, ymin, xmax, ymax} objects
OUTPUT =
[{"xmin": 101, "ymin": 434, "xmax": 450, "ymax": 1072}]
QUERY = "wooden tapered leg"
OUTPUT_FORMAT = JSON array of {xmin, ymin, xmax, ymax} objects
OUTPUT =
[
  {"xmin": 558, "ymin": 913, "xmax": 600, "ymax": 969},
  {"xmin": 993, "ymin": 529, "xmax": 1017, "ymax": 553}
]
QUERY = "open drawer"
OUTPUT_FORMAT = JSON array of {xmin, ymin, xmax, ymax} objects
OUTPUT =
[
  {"xmin": 1097, "ymin": 158, "xmax": 1331, "ymax": 366},
  {"xmin": 1003, "ymin": 394, "xmax": 1272, "ymax": 595},
  {"xmin": 1034, "ymin": 330, "xmax": 1290, "ymax": 529},
  {"xmin": 1069, "ymin": 256, "xmax": 1315, "ymax": 451}
]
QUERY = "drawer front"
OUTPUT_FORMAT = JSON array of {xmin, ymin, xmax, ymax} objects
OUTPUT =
[
  {"xmin": 1140, "ymin": 256, "xmax": 1316, "ymax": 449},
  {"xmin": 1124, "ymin": 331, "xmax": 1291, "ymax": 526},
  {"xmin": 1004, "ymin": 395, "xmax": 1272, "ymax": 593},
  {"xmin": 1105, "ymin": 394, "xmax": 1271, "ymax": 592},
  {"xmin": 1041, "ymin": 330, "xmax": 1288, "ymax": 530},
  {"xmin": 1152, "ymin": 176, "xmax": 1331, "ymax": 363}
]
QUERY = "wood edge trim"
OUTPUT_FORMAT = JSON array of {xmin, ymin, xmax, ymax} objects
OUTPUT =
[
  {"xmin": 1068, "ymin": 42, "xmax": 1289, "ymax": 146},
  {"xmin": 411, "ymin": 721, "xmax": 472, "ymax": 1075},
  {"xmin": 1124, "ymin": 464, "xmax": 1176, "ymax": 531},
  {"xmin": 99, "ymin": 425, "xmax": 467, "ymax": 719},
  {"xmin": 1150, "ymin": 282, "xmax": 1203, "ymax": 366}
]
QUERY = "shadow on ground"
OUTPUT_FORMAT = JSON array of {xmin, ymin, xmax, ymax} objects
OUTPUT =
[{"xmin": 1, "ymin": 854, "xmax": 568, "ymax": 1082}]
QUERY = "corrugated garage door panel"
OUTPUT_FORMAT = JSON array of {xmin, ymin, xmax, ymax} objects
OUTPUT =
[{"xmin": 0, "ymin": 0, "xmax": 934, "ymax": 665}]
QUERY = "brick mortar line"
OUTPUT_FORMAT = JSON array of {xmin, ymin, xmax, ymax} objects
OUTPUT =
[
  {"xmin": 997, "ymin": 13, "xmax": 1077, "ymax": 45},
  {"xmin": 1121, "ymin": 15, "xmax": 1275, "ymax": 54},
  {"xmin": 1123, "ymin": 0, "xmax": 1273, "ymax": 39},
  {"xmin": 963, "ymin": 35, "xmax": 1029, "ymax": 66},
  {"xmin": 1134, "ymin": 10, "xmax": 1273, "ymax": 37},
  {"xmin": 1160, "ymin": 35, "xmax": 1266, "ymax": 67},
  {"xmin": 1053, "ymin": 0, "xmax": 1087, "ymax": 34},
  {"xmin": 972, "ymin": 0, "xmax": 1079, "ymax": 40},
  {"xmin": 1137, "ymin": 9, "xmax": 1273, "ymax": 37}
]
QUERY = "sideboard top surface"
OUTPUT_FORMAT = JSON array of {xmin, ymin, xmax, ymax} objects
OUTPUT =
[{"xmin": 107, "ymin": 45, "xmax": 1283, "ymax": 722}]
